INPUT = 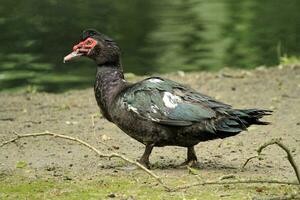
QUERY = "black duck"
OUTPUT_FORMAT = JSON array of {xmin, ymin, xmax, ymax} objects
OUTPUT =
[{"xmin": 64, "ymin": 29, "xmax": 272, "ymax": 168}]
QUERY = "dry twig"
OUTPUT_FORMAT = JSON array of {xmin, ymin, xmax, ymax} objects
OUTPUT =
[
  {"xmin": 0, "ymin": 131, "xmax": 171, "ymax": 191},
  {"xmin": 90, "ymin": 114, "xmax": 112, "ymax": 149},
  {"xmin": 243, "ymin": 138, "xmax": 300, "ymax": 184},
  {"xmin": 242, "ymin": 155, "xmax": 260, "ymax": 168},
  {"xmin": 1, "ymin": 133, "xmax": 299, "ymax": 192},
  {"xmin": 173, "ymin": 179, "xmax": 299, "ymax": 191}
]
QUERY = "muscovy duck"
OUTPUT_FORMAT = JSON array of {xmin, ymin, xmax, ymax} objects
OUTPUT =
[{"xmin": 64, "ymin": 29, "xmax": 272, "ymax": 168}]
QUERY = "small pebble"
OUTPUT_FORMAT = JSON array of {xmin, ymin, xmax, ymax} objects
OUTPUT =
[
  {"xmin": 112, "ymin": 145, "xmax": 119, "ymax": 150},
  {"xmin": 107, "ymin": 193, "xmax": 116, "ymax": 198},
  {"xmin": 64, "ymin": 176, "xmax": 72, "ymax": 180}
]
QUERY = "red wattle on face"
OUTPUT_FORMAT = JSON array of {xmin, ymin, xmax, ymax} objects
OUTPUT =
[
  {"xmin": 73, "ymin": 41, "xmax": 85, "ymax": 51},
  {"xmin": 73, "ymin": 38, "xmax": 98, "ymax": 52},
  {"xmin": 63, "ymin": 38, "xmax": 97, "ymax": 63}
]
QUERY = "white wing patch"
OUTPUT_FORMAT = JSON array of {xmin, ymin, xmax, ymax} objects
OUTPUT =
[
  {"xmin": 162, "ymin": 92, "xmax": 182, "ymax": 108},
  {"xmin": 150, "ymin": 105, "xmax": 159, "ymax": 113},
  {"xmin": 148, "ymin": 78, "xmax": 163, "ymax": 83},
  {"xmin": 127, "ymin": 104, "xmax": 139, "ymax": 114}
]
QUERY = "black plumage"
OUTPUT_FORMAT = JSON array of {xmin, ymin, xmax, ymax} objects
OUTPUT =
[{"xmin": 64, "ymin": 29, "xmax": 272, "ymax": 168}]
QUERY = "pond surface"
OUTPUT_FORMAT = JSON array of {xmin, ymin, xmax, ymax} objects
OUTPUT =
[{"xmin": 0, "ymin": 0, "xmax": 299, "ymax": 92}]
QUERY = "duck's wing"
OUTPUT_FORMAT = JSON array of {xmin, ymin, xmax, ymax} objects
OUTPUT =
[{"xmin": 119, "ymin": 77, "xmax": 231, "ymax": 126}]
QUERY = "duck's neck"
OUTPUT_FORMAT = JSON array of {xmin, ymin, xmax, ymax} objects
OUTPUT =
[{"xmin": 94, "ymin": 65, "xmax": 126, "ymax": 121}]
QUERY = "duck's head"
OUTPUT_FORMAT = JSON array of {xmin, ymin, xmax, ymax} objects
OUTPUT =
[{"xmin": 64, "ymin": 29, "xmax": 121, "ymax": 67}]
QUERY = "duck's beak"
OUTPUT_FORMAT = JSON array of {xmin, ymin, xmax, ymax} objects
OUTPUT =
[
  {"xmin": 63, "ymin": 50, "xmax": 83, "ymax": 63},
  {"xmin": 63, "ymin": 38, "xmax": 97, "ymax": 63}
]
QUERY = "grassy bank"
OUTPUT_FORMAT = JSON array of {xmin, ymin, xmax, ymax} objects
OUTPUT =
[{"xmin": 0, "ymin": 172, "xmax": 298, "ymax": 200}]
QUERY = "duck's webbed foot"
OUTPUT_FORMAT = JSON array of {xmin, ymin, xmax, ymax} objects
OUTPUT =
[
  {"xmin": 138, "ymin": 144, "xmax": 154, "ymax": 169},
  {"xmin": 179, "ymin": 146, "xmax": 200, "ymax": 168}
]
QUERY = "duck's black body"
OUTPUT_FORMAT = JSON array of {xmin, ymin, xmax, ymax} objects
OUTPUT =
[{"xmin": 65, "ymin": 29, "xmax": 272, "ymax": 168}]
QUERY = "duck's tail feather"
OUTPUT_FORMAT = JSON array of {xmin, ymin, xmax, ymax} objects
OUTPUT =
[
  {"xmin": 215, "ymin": 108, "xmax": 272, "ymax": 138},
  {"xmin": 235, "ymin": 109, "xmax": 273, "ymax": 125}
]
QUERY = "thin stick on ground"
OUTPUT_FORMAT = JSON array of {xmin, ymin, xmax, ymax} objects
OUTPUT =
[
  {"xmin": 0, "ymin": 133, "xmax": 299, "ymax": 192},
  {"xmin": 90, "ymin": 114, "xmax": 112, "ymax": 150},
  {"xmin": 0, "ymin": 131, "xmax": 171, "ymax": 191},
  {"xmin": 173, "ymin": 179, "xmax": 299, "ymax": 191},
  {"xmin": 242, "ymin": 138, "xmax": 300, "ymax": 184},
  {"xmin": 242, "ymin": 155, "xmax": 259, "ymax": 168}
]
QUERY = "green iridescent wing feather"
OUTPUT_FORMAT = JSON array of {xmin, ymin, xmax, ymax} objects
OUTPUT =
[{"xmin": 120, "ymin": 77, "xmax": 229, "ymax": 126}]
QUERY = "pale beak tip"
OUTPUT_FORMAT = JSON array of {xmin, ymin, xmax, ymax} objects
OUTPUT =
[
  {"xmin": 63, "ymin": 57, "xmax": 68, "ymax": 63},
  {"xmin": 63, "ymin": 51, "xmax": 83, "ymax": 63}
]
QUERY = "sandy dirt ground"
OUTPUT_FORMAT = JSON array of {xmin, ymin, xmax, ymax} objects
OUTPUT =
[{"xmin": 0, "ymin": 65, "xmax": 300, "ymax": 190}]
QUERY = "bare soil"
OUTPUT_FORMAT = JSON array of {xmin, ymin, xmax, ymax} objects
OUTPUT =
[{"xmin": 0, "ymin": 65, "xmax": 300, "ymax": 189}]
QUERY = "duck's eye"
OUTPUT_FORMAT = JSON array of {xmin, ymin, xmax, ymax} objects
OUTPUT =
[{"xmin": 89, "ymin": 31, "xmax": 96, "ymax": 37}]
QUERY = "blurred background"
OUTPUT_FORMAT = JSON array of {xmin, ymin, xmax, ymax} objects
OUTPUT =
[{"xmin": 0, "ymin": 0, "xmax": 299, "ymax": 92}]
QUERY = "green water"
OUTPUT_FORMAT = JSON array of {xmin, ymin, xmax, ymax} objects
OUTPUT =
[{"xmin": 0, "ymin": 0, "xmax": 299, "ymax": 92}]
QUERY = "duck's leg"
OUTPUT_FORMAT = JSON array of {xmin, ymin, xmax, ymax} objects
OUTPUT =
[
  {"xmin": 187, "ymin": 146, "xmax": 198, "ymax": 163},
  {"xmin": 179, "ymin": 146, "xmax": 199, "ymax": 167},
  {"xmin": 139, "ymin": 144, "xmax": 154, "ymax": 169}
]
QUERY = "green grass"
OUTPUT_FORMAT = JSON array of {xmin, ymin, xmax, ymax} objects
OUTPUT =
[
  {"xmin": 15, "ymin": 161, "xmax": 28, "ymax": 169},
  {"xmin": 0, "ymin": 173, "xmax": 298, "ymax": 200},
  {"xmin": 279, "ymin": 55, "xmax": 300, "ymax": 65}
]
